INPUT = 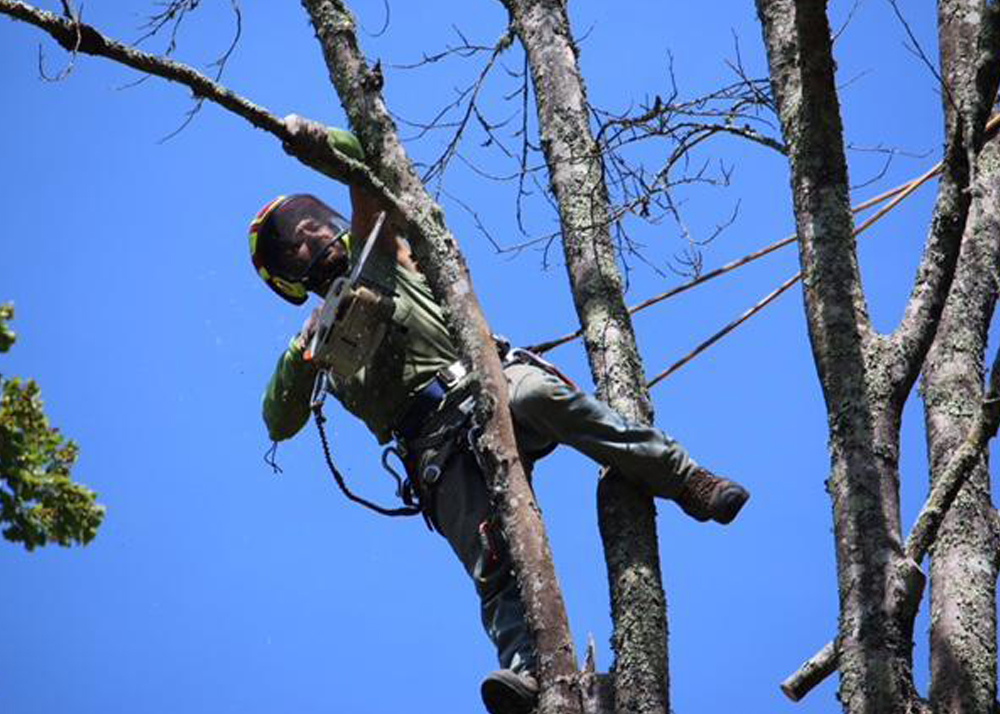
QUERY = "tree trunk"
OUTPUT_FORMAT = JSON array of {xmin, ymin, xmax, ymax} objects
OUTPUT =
[
  {"xmin": 755, "ymin": 1, "xmax": 954, "ymax": 710},
  {"xmin": 500, "ymin": 1, "xmax": 669, "ymax": 712},
  {"xmin": 921, "ymin": 132, "xmax": 1000, "ymax": 714},
  {"xmin": 299, "ymin": 2, "xmax": 583, "ymax": 711},
  {"xmin": 924, "ymin": 7, "xmax": 1000, "ymax": 707},
  {"xmin": 774, "ymin": 2, "xmax": 1000, "ymax": 706}
]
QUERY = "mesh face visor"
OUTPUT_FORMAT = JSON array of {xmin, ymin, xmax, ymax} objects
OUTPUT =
[{"xmin": 249, "ymin": 194, "xmax": 351, "ymax": 304}]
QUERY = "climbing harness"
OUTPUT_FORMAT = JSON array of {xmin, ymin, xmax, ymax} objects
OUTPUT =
[
  {"xmin": 390, "ymin": 361, "xmax": 477, "ymax": 531},
  {"xmin": 303, "ymin": 339, "xmax": 562, "ymax": 526}
]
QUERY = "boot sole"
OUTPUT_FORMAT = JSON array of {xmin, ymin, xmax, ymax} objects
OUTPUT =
[{"xmin": 481, "ymin": 674, "xmax": 537, "ymax": 714}]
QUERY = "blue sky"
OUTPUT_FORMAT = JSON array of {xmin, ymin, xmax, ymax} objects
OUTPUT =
[{"xmin": 0, "ymin": 2, "xmax": 974, "ymax": 713}]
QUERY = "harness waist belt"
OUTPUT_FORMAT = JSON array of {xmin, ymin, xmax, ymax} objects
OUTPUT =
[{"xmin": 394, "ymin": 362, "xmax": 468, "ymax": 441}]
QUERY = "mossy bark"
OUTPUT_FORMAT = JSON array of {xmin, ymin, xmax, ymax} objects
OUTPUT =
[
  {"xmin": 500, "ymin": 1, "xmax": 668, "ymax": 712},
  {"xmin": 300, "ymin": 3, "xmax": 582, "ymax": 712},
  {"xmin": 777, "ymin": 3, "xmax": 1000, "ymax": 705},
  {"xmin": 921, "ymin": 132, "xmax": 1000, "ymax": 714},
  {"xmin": 753, "ymin": 0, "xmax": 1000, "ymax": 710}
]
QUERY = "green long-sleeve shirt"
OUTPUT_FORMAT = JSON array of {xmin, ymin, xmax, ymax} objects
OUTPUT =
[
  {"xmin": 262, "ymin": 243, "xmax": 458, "ymax": 444},
  {"xmin": 262, "ymin": 336, "xmax": 317, "ymax": 442}
]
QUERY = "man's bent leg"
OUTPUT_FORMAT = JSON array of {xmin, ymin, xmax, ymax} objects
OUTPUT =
[
  {"xmin": 506, "ymin": 361, "xmax": 749, "ymax": 523},
  {"xmin": 431, "ymin": 448, "xmax": 536, "ymax": 674},
  {"xmin": 505, "ymin": 361, "xmax": 698, "ymax": 498}
]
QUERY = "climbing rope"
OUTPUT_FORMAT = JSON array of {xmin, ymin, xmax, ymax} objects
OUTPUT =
[
  {"xmin": 529, "ymin": 114, "xmax": 1000, "ymax": 389},
  {"xmin": 646, "ymin": 159, "xmax": 943, "ymax": 389}
]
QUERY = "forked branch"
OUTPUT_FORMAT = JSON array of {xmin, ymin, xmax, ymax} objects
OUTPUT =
[{"xmin": 781, "ymin": 341, "xmax": 1000, "ymax": 702}]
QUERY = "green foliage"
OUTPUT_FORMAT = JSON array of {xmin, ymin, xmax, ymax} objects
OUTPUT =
[
  {"xmin": 0, "ymin": 303, "xmax": 15, "ymax": 354},
  {"xmin": 0, "ymin": 303, "xmax": 104, "ymax": 550}
]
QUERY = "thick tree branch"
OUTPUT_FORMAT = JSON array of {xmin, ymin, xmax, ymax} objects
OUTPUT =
[
  {"xmin": 0, "ymin": 0, "xmax": 370, "ymax": 189},
  {"xmin": 1, "ymin": 0, "xmax": 292, "ymax": 144},
  {"xmin": 298, "ymin": 3, "xmax": 582, "ymax": 713},
  {"xmin": 0, "ymin": 0, "xmax": 386, "ymax": 191}
]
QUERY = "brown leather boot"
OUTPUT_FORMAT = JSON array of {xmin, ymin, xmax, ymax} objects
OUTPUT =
[
  {"xmin": 481, "ymin": 669, "xmax": 538, "ymax": 714},
  {"xmin": 674, "ymin": 468, "xmax": 749, "ymax": 524}
]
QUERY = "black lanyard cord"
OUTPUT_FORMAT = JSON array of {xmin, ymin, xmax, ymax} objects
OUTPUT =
[{"xmin": 311, "ymin": 403, "xmax": 421, "ymax": 518}]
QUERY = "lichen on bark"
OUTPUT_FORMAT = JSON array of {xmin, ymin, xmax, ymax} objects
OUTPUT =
[
  {"xmin": 300, "ymin": 2, "xmax": 583, "ymax": 711},
  {"xmin": 501, "ymin": 0, "xmax": 669, "ymax": 711},
  {"xmin": 921, "ymin": 131, "xmax": 1000, "ymax": 714}
]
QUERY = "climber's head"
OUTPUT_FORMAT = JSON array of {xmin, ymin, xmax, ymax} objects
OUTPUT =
[{"xmin": 248, "ymin": 194, "xmax": 352, "ymax": 304}]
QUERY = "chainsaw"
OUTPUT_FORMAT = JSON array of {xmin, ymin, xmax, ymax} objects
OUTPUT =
[{"xmin": 304, "ymin": 210, "xmax": 394, "ymax": 382}]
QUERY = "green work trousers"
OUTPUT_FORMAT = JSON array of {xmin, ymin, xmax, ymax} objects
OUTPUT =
[{"xmin": 429, "ymin": 361, "xmax": 700, "ymax": 674}]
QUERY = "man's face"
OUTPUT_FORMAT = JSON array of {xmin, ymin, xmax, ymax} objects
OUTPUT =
[{"xmin": 274, "ymin": 217, "xmax": 349, "ymax": 295}]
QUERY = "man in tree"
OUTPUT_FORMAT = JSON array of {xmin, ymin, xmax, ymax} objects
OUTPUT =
[{"xmin": 249, "ymin": 121, "xmax": 750, "ymax": 714}]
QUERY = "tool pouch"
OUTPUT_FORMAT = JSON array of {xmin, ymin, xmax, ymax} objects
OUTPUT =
[
  {"xmin": 410, "ymin": 435, "xmax": 464, "ymax": 533},
  {"xmin": 322, "ymin": 285, "xmax": 396, "ymax": 380}
]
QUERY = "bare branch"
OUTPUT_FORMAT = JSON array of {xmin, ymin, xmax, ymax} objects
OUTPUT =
[
  {"xmin": 359, "ymin": 0, "xmax": 389, "ymax": 38},
  {"xmin": 440, "ymin": 187, "xmax": 506, "ymax": 253},
  {"xmin": 159, "ymin": 0, "xmax": 243, "ymax": 143},
  {"xmin": 1, "ymin": 0, "xmax": 291, "ymax": 143},
  {"xmin": 582, "ymin": 46, "xmax": 781, "ymax": 277},
  {"xmin": 392, "ymin": 24, "xmax": 496, "ymax": 69},
  {"xmin": 135, "ymin": 0, "xmax": 199, "ymax": 49},
  {"xmin": 398, "ymin": 25, "xmax": 782, "ymax": 278},
  {"xmin": 832, "ymin": 0, "xmax": 864, "ymax": 43},
  {"xmin": 0, "ymin": 0, "xmax": 461, "ymax": 238},
  {"xmin": 886, "ymin": 0, "xmax": 954, "ymax": 109},
  {"xmin": 420, "ymin": 27, "xmax": 515, "ymax": 184},
  {"xmin": 36, "ymin": 0, "xmax": 80, "ymax": 81}
]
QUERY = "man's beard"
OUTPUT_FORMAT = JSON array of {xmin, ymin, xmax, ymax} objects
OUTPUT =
[{"xmin": 309, "ymin": 251, "xmax": 350, "ymax": 294}]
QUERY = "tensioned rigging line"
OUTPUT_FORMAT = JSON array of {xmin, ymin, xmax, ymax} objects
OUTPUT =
[{"xmin": 530, "ymin": 112, "xmax": 1000, "ymax": 388}]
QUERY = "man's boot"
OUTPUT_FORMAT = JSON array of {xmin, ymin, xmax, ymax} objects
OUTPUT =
[
  {"xmin": 481, "ymin": 669, "xmax": 538, "ymax": 714},
  {"xmin": 674, "ymin": 468, "xmax": 749, "ymax": 524}
]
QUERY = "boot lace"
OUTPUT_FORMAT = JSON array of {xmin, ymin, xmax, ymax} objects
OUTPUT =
[{"xmin": 680, "ymin": 468, "xmax": 721, "ymax": 517}]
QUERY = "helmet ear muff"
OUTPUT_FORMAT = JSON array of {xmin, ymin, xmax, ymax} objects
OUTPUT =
[
  {"xmin": 257, "ymin": 266, "xmax": 309, "ymax": 306},
  {"xmin": 249, "ymin": 195, "xmax": 309, "ymax": 305}
]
